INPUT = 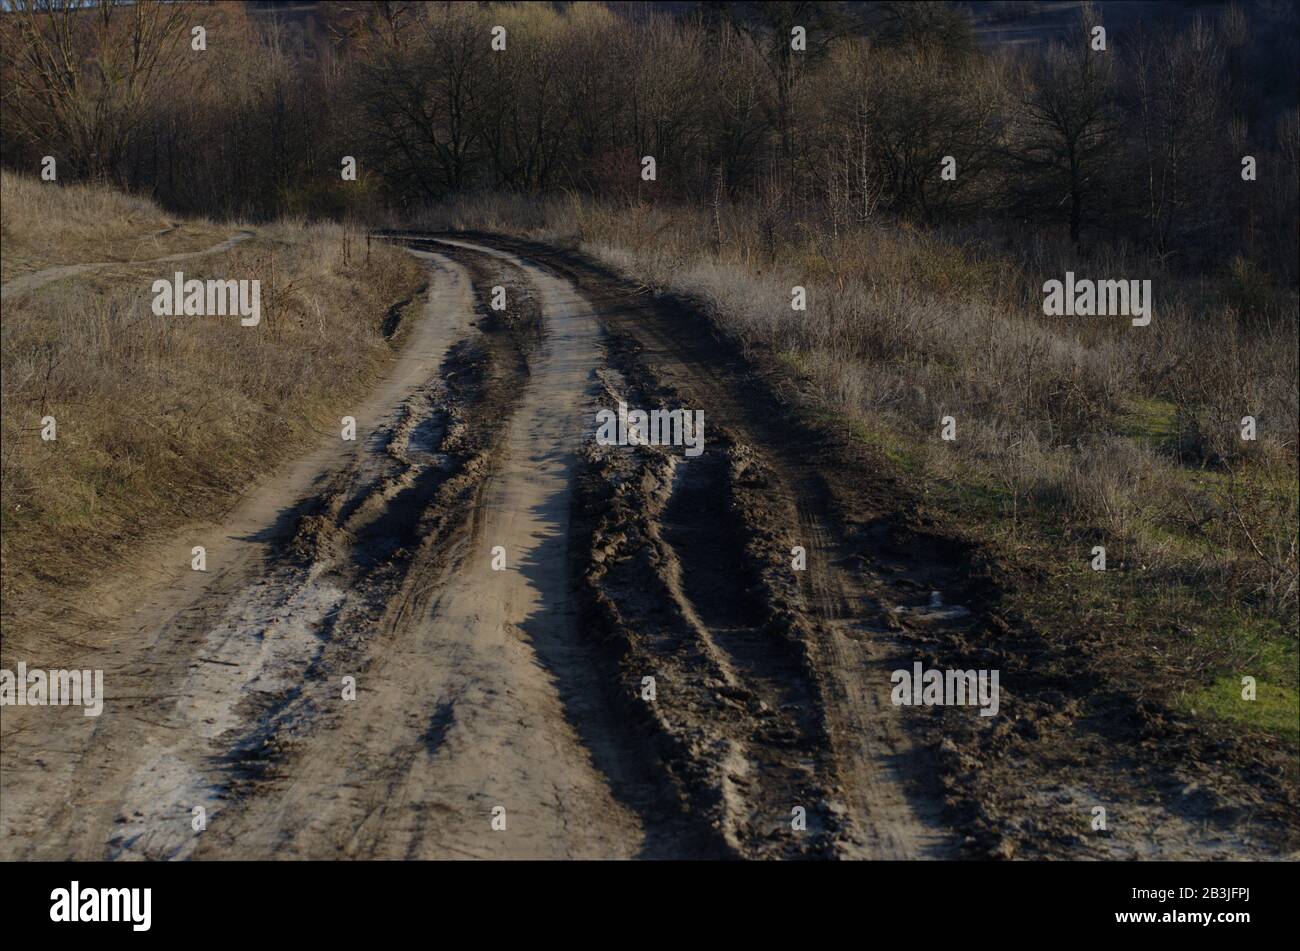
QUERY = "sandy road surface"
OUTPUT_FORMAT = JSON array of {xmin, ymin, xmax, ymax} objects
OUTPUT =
[
  {"xmin": 184, "ymin": 242, "xmax": 645, "ymax": 859},
  {"xmin": 6, "ymin": 233, "xmax": 1288, "ymax": 861}
]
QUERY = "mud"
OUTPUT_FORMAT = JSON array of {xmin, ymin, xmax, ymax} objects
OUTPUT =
[{"xmin": 2, "ymin": 233, "xmax": 1294, "ymax": 861}]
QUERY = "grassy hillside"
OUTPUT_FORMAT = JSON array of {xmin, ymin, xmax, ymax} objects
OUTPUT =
[
  {"xmin": 0, "ymin": 172, "xmax": 426, "ymax": 654},
  {"xmin": 0, "ymin": 172, "xmax": 235, "ymax": 283}
]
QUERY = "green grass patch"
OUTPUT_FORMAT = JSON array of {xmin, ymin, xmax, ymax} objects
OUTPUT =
[
  {"xmin": 1117, "ymin": 397, "xmax": 1178, "ymax": 449},
  {"xmin": 806, "ymin": 406, "xmax": 921, "ymax": 474},
  {"xmin": 828, "ymin": 395, "xmax": 1300, "ymax": 746},
  {"xmin": 1175, "ymin": 673, "xmax": 1300, "ymax": 741}
]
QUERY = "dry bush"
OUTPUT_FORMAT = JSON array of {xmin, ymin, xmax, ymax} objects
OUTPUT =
[{"xmin": 1052, "ymin": 436, "xmax": 1172, "ymax": 537}]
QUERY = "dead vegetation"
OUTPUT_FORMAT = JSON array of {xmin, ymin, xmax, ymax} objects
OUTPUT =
[
  {"xmin": 0, "ymin": 171, "xmax": 232, "ymax": 282},
  {"xmin": 0, "ymin": 175, "xmax": 425, "ymax": 657}
]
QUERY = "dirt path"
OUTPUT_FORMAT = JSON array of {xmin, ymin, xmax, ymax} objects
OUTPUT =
[
  {"xmin": 527, "ymin": 247, "xmax": 956, "ymax": 859},
  {"xmin": 0, "ymin": 230, "xmax": 255, "ymax": 301},
  {"xmin": 442, "ymin": 233, "xmax": 1297, "ymax": 862},
  {"xmin": 0, "ymin": 235, "xmax": 1013, "ymax": 861},
  {"xmin": 1, "ymin": 248, "xmax": 474, "ymax": 857},
  {"xmin": 186, "ymin": 240, "xmax": 646, "ymax": 859},
  {"xmin": 5, "ymin": 233, "xmax": 1290, "ymax": 861},
  {"xmin": 0, "ymin": 240, "xmax": 663, "ymax": 860}
]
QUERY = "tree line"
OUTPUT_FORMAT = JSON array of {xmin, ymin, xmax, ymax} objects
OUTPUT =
[{"xmin": 2, "ymin": 0, "xmax": 1296, "ymax": 281}]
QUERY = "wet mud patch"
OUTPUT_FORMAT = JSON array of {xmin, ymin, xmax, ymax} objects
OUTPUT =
[
  {"xmin": 112, "ymin": 251, "xmax": 547, "ymax": 856},
  {"xmin": 571, "ymin": 352, "xmax": 844, "ymax": 858}
]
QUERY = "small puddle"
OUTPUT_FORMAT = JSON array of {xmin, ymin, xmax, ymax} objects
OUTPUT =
[
  {"xmin": 406, "ymin": 413, "xmax": 452, "ymax": 468},
  {"xmin": 892, "ymin": 590, "xmax": 971, "ymax": 623}
]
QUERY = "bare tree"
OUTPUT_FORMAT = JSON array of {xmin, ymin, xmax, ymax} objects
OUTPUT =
[
  {"xmin": 1128, "ymin": 15, "xmax": 1231, "ymax": 262},
  {"xmin": 1004, "ymin": 5, "xmax": 1118, "ymax": 244},
  {"xmin": 1, "ymin": 0, "xmax": 194, "ymax": 183}
]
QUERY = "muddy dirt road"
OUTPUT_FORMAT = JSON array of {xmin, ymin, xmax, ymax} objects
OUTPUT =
[{"xmin": 2, "ymin": 235, "xmax": 1293, "ymax": 861}]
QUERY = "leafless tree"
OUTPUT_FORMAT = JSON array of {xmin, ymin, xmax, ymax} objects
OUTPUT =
[{"xmin": 1, "ymin": 0, "xmax": 195, "ymax": 183}]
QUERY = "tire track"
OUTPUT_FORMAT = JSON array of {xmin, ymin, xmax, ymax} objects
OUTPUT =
[
  {"xmin": 202, "ymin": 238, "xmax": 650, "ymax": 859},
  {"xmin": 1, "ymin": 232, "xmax": 960, "ymax": 862},
  {"xmin": 434, "ymin": 232, "xmax": 959, "ymax": 859},
  {"xmin": 1, "ymin": 250, "xmax": 477, "ymax": 859}
]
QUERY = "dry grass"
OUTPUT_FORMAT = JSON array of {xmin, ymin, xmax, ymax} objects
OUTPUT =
[
  {"xmin": 0, "ymin": 176, "xmax": 426, "ymax": 652},
  {"xmin": 0, "ymin": 170, "xmax": 233, "ymax": 283}
]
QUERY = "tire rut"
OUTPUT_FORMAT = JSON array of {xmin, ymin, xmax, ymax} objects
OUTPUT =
[
  {"xmin": 3, "ymin": 251, "xmax": 490, "ymax": 859},
  {"xmin": 435, "ymin": 231, "xmax": 1300, "ymax": 861},
  {"xmin": 438, "ymin": 232, "xmax": 964, "ymax": 859},
  {"xmin": 186, "ymin": 238, "xmax": 683, "ymax": 859}
]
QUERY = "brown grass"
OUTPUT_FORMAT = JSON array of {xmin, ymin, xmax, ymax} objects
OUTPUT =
[
  {"xmin": 0, "ymin": 171, "xmax": 237, "ymax": 283},
  {"xmin": 1, "ymin": 176, "xmax": 425, "ymax": 653}
]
